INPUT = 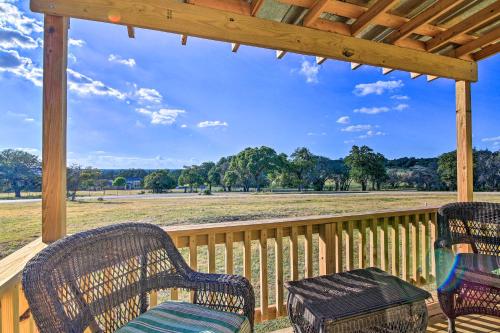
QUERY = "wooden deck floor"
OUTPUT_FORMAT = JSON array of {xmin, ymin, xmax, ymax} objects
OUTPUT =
[{"xmin": 272, "ymin": 314, "xmax": 500, "ymax": 333}]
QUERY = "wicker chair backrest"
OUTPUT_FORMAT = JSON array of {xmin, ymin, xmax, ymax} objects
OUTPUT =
[
  {"xmin": 438, "ymin": 202, "xmax": 500, "ymax": 255},
  {"xmin": 22, "ymin": 223, "xmax": 192, "ymax": 333}
]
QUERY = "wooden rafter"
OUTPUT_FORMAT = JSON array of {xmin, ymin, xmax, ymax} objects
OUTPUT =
[
  {"xmin": 231, "ymin": 43, "xmax": 240, "ymax": 52},
  {"xmin": 279, "ymin": 0, "xmax": 477, "ymax": 46},
  {"xmin": 455, "ymin": 28, "xmax": 500, "ymax": 58},
  {"xmin": 384, "ymin": 0, "xmax": 464, "ymax": 45},
  {"xmin": 410, "ymin": 72, "xmax": 422, "ymax": 79},
  {"xmin": 251, "ymin": 0, "xmax": 265, "ymax": 16},
  {"xmin": 181, "ymin": 34, "xmax": 188, "ymax": 45},
  {"xmin": 351, "ymin": 63, "xmax": 362, "ymax": 70},
  {"xmin": 426, "ymin": 2, "xmax": 500, "ymax": 52},
  {"xmin": 427, "ymin": 75, "xmax": 438, "ymax": 82},
  {"xmin": 30, "ymin": 0, "xmax": 478, "ymax": 81},
  {"xmin": 316, "ymin": 56, "xmax": 326, "ymax": 65},
  {"xmin": 276, "ymin": 50, "xmax": 286, "ymax": 59},
  {"xmin": 472, "ymin": 42, "xmax": 500, "ymax": 61},
  {"xmin": 350, "ymin": 0, "xmax": 397, "ymax": 36},
  {"xmin": 382, "ymin": 68, "xmax": 394, "ymax": 75},
  {"xmin": 303, "ymin": 0, "xmax": 330, "ymax": 27},
  {"xmin": 127, "ymin": 26, "xmax": 135, "ymax": 38}
]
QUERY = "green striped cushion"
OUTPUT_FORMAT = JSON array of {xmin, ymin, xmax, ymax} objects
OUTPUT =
[{"xmin": 116, "ymin": 302, "xmax": 251, "ymax": 333}]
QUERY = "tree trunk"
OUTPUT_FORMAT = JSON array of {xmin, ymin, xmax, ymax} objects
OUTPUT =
[
  {"xmin": 14, "ymin": 188, "xmax": 21, "ymax": 198},
  {"xmin": 361, "ymin": 182, "xmax": 367, "ymax": 191}
]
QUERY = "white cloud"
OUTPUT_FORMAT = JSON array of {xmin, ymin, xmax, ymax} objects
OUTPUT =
[
  {"xmin": 358, "ymin": 130, "xmax": 385, "ymax": 139},
  {"xmin": 336, "ymin": 116, "xmax": 350, "ymax": 124},
  {"xmin": 0, "ymin": 2, "xmax": 43, "ymax": 35},
  {"xmin": 68, "ymin": 53, "xmax": 77, "ymax": 63},
  {"xmin": 198, "ymin": 120, "xmax": 229, "ymax": 128},
  {"xmin": 354, "ymin": 107, "xmax": 390, "ymax": 114},
  {"xmin": 0, "ymin": 48, "xmax": 43, "ymax": 86},
  {"xmin": 307, "ymin": 132, "xmax": 327, "ymax": 136},
  {"xmin": 393, "ymin": 103, "xmax": 409, "ymax": 111},
  {"xmin": 23, "ymin": 117, "xmax": 35, "ymax": 122},
  {"xmin": 341, "ymin": 124, "xmax": 372, "ymax": 132},
  {"xmin": 353, "ymin": 80, "xmax": 403, "ymax": 96},
  {"xmin": 69, "ymin": 38, "xmax": 85, "ymax": 47},
  {"xmin": 136, "ymin": 108, "xmax": 185, "ymax": 125},
  {"xmin": 181, "ymin": 124, "xmax": 188, "ymax": 128},
  {"xmin": 0, "ymin": 27, "xmax": 39, "ymax": 49},
  {"xmin": 299, "ymin": 60, "xmax": 319, "ymax": 84},
  {"xmin": 133, "ymin": 86, "xmax": 162, "ymax": 104},
  {"xmin": 482, "ymin": 136, "xmax": 500, "ymax": 143},
  {"xmin": 67, "ymin": 69, "xmax": 126, "ymax": 99},
  {"xmin": 391, "ymin": 95, "xmax": 409, "ymax": 100},
  {"xmin": 108, "ymin": 54, "xmax": 136, "ymax": 68}
]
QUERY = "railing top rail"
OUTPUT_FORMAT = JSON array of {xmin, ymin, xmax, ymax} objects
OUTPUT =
[
  {"xmin": 163, "ymin": 206, "xmax": 439, "ymax": 237},
  {"xmin": 0, "ymin": 237, "xmax": 46, "ymax": 295}
]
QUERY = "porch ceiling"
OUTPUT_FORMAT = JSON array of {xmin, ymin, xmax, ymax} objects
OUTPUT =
[{"xmin": 30, "ymin": 0, "xmax": 500, "ymax": 82}]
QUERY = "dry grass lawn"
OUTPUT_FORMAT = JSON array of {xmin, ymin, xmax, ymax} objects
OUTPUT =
[{"xmin": 1, "ymin": 191, "xmax": 499, "ymax": 259}]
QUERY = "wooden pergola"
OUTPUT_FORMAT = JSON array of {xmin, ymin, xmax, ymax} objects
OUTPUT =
[{"xmin": 29, "ymin": 0, "xmax": 499, "ymax": 243}]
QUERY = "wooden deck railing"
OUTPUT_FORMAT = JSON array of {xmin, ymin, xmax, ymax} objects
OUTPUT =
[{"xmin": 0, "ymin": 206, "xmax": 439, "ymax": 332}]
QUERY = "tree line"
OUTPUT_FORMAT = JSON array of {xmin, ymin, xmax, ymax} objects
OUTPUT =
[{"xmin": 0, "ymin": 146, "xmax": 498, "ymax": 198}]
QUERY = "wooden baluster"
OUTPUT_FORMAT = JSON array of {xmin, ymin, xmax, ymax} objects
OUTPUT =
[
  {"xmin": 189, "ymin": 235, "xmax": 198, "ymax": 302},
  {"xmin": 371, "ymin": 219, "xmax": 379, "ymax": 268},
  {"xmin": 402, "ymin": 215, "xmax": 411, "ymax": 282},
  {"xmin": 259, "ymin": 229, "xmax": 268, "ymax": 321},
  {"xmin": 319, "ymin": 224, "xmax": 334, "ymax": 275},
  {"xmin": 423, "ymin": 214, "xmax": 430, "ymax": 284},
  {"xmin": 208, "ymin": 233, "xmax": 216, "ymax": 274},
  {"xmin": 347, "ymin": 221, "xmax": 354, "ymax": 270},
  {"xmin": 243, "ymin": 231, "xmax": 252, "ymax": 281},
  {"xmin": 416, "ymin": 214, "xmax": 423, "ymax": 285},
  {"xmin": 275, "ymin": 228, "xmax": 284, "ymax": 316},
  {"xmin": 393, "ymin": 217, "xmax": 401, "ymax": 278},
  {"xmin": 411, "ymin": 215, "xmax": 418, "ymax": 284},
  {"xmin": 382, "ymin": 218, "xmax": 389, "ymax": 272},
  {"xmin": 290, "ymin": 226, "xmax": 299, "ymax": 281},
  {"xmin": 171, "ymin": 236, "xmax": 179, "ymax": 300},
  {"xmin": 336, "ymin": 222, "xmax": 344, "ymax": 272},
  {"xmin": 226, "ymin": 232, "xmax": 234, "ymax": 275},
  {"xmin": 430, "ymin": 212, "xmax": 437, "ymax": 280},
  {"xmin": 305, "ymin": 225, "xmax": 313, "ymax": 278},
  {"xmin": 18, "ymin": 283, "xmax": 31, "ymax": 333},
  {"xmin": 356, "ymin": 221, "xmax": 363, "ymax": 268},
  {"xmin": 1, "ymin": 284, "xmax": 20, "ymax": 333},
  {"xmin": 360, "ymin": 220, "xmax": 368, "ymax": 268}
]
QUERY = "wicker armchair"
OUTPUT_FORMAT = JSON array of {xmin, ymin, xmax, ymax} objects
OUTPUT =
[
  {"xmin": 22, "ymin": 223, "xmax": 255, "ymax": 332},
  {"xmin": 435, "ymin": 202, "xmax": 500, "ymax": 333}
]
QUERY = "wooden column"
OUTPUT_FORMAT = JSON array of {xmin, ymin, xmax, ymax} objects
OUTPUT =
[
  {"xmin": 455, "ymin": 80, "xmax": 473, "ymax": 202},
  {"xmin": 42, "ymin": 15, "xmax": 68, "ymax": 243}
]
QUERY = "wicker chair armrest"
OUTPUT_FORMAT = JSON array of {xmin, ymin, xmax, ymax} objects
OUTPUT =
[{"xmin": 187, "ymin": 272, "xmax": 255, "ymax": 328}]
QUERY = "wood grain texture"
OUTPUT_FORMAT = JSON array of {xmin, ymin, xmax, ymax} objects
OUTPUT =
[
  {"xmin": 456, "ymin": 80, "xmax": 473, "ymax": 203},
  {"xmin": 30, "ymin": 0, "xmax": 477, "ymax": 81},
  {"xmin": 42, "ymin": 15, "xmax": 68, "ymax": 243}
]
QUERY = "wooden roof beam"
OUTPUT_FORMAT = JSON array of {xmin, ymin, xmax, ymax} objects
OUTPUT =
[
  {"xmin": 384, "ymin": 0, "xmax": 464, "ymax": 45},
  {"xmin": 472, "ymin": 42, "xmax": 500, "ymax": 61},
  {"xmin": 188, "ymin": 0, "xmax": 251, "ymax": 16},
  {"xmin": 30, "ymin": 0, "xmax": 478, "ymax": 81},
  {"xmin": 454, "ymin": 28, "xmax": 500, "ymax": 59},
  {"xmin": 127, "ymin": 26, "xmax": 135, "ymax": 38},
  {"xmin": 426, "ymin": 2, "xmax": 500, "ymax": 52},
  {"xmin": 350, "ymin": 0, "xmax": 397, "ymax": 36},
  {"xmin": 181, "ymin": 34, "xmax": 188, "ymax": 45}
]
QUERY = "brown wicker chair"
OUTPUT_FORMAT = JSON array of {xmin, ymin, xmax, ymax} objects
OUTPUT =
[
  {"xmin": 22, "ymin": 223, "xmax": 255, "ymax": 332},
  {"xmin": 435, "ymin": 202, "xmax": 500, "ymax": 333}
]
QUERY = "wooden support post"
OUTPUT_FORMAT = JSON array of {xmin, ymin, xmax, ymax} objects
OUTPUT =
[
  {"xmin": 42, "ymin": 15, "xmax": 68, "ymax": 243},
  {"xmin": 456, "ymin": 80, "xmax": 473, "ymax": 202}
]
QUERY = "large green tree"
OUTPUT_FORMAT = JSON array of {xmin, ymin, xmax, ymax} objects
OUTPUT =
[
  {"xmin": 437, "ymin": 151, "xmax": 457, "ymax": 191},
  {"xmin": 0, "ymin": 149, "xmax": 41, "ymax": 198},
  {"xmin": 344, "ymin": 145, "xmax": 373, "ymax": 191},
  {"xmin": 229, "ymin": 146, "xmax": 280, "ymax": 191},
  {"xmin": 179, "ymin": 166, "xmax": 203, "ymax": 192},
  {"xmin": 144, "ymin": 170, "xmax": 176, "ymax": 193},
  {"xmin": 290, "ymin": 147, "xmax": 316, "ymax": 191}
]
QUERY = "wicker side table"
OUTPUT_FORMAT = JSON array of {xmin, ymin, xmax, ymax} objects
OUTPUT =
[{"xmin": 285, "ymin": 267, "xmax": 431, "ymax": 333}]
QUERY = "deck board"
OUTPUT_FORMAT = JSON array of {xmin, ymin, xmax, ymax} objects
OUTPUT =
[{"xmin": 271, "ymin": 315, "xmax": 500, "ymax": 333}]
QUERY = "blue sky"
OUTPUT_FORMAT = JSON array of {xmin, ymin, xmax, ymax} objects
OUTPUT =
[{"xmin": 1, "ymin": 0, "xmax": 499, "ymax": 169}]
